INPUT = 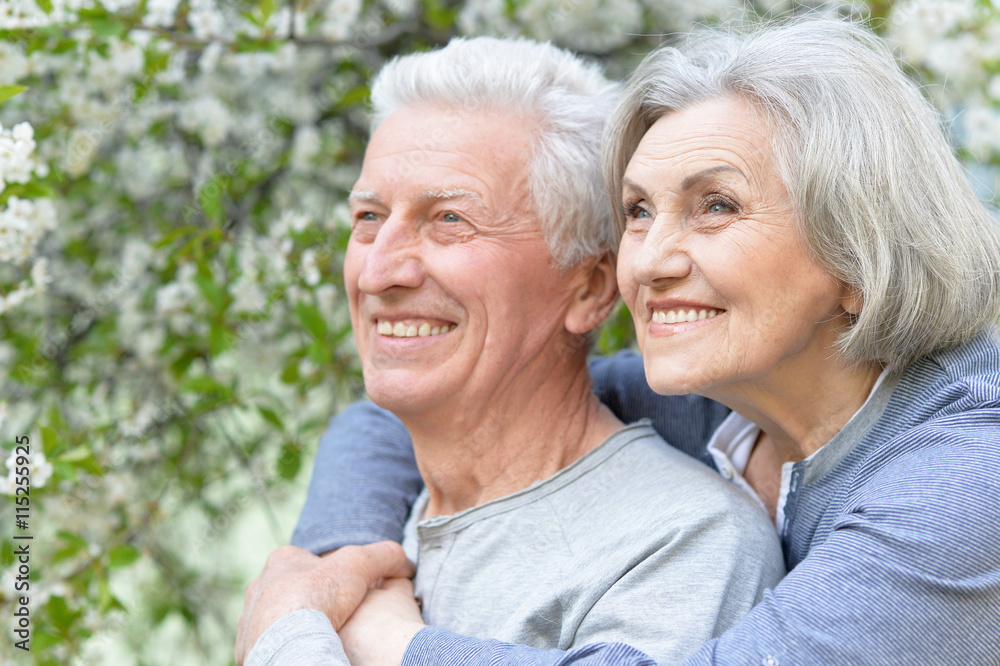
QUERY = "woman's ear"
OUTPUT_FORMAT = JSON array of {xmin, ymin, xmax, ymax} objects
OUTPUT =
[
  {"xmin": 841, "ymin": 283, "xmax": 863, "ymax": 316},
  {"xmin": 565, "ymin": 252, "xmax": 619, "ymax": 335}
]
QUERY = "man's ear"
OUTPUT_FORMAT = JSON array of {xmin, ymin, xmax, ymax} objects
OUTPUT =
[{"xmin": 565, "ymin": 252, "xmax": 619, "ymax": 335}]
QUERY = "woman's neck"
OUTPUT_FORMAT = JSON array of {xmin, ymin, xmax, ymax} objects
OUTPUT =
[
  {"xmin": 714, "ymin": 358, "xmax": 884, "ymax": 518},
  {"xmin": 404, "ymin": 361, "xmax": 622, "ymax": 518},
  {"xmin": 730, "ymin": 360, "xmax": 884, "ymax": 462}
]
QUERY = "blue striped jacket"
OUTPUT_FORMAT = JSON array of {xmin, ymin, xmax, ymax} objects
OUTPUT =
[{"xmin": 293, "ymin": 327, "xmax": 1000, "ymax": 666}]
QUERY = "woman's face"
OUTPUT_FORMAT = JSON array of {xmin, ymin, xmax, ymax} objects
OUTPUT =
[{"xmin": 617, "ymin": 96, "xmax": 856, "ymax": 401}]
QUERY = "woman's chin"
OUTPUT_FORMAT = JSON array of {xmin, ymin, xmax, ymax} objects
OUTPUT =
[{"xmin": 642, "ymin": 357, "xmax": 705, "ymax": 397}]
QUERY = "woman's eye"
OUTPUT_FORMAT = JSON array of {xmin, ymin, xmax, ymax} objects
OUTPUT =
[
  {"xmin": 705, "ymin": 198, "xmax": 736, "ymax": 214},
  {"xmin": 622, "ymin": 202, "xmax": 651, "ymax": 219}
]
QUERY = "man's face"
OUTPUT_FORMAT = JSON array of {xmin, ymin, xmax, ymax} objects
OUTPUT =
[{"xmin": 345, "ymin": 105, "xmax": 580, "ymax": 419}]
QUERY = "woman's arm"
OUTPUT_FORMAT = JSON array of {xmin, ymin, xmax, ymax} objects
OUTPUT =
[
  {"xmin": 292, "ymin": 352, "xmax": 729, "ymax": 555},
  {"xmin": 400, "ymin": 430, "xmax": 1000, "ymax": 666},
  {"xmin": 291, "ymin": 402, "xmax": 423, "ymax": 555}
]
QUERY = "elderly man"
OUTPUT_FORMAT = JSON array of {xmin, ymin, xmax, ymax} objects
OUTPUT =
[{"xmin": 236, "ymin": 37, "xmax": 783, "ymax": 665}]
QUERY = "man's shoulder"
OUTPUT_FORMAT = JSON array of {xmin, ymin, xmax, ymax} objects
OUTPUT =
[{"xmin": 550, "ymin": 423, "xmax": 774, "ymax": 545}]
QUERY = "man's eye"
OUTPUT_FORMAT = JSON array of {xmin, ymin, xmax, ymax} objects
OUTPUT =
[
  {"xmin": 442, "ymin": 212, "xmax": 462, "ymax": 223},
  {"xmin": 360, "ymin": 212, "xmax": 379, "ymax": 221}
]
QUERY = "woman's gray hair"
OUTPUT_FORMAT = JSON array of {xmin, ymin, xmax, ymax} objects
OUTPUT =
[
  {"xmin": 604, "ymin": 17, "xmax": 1000, "ymax": 368},
  {"xmin": 370, "ymin": 37, "xmax": 619, "ymax": 269}
]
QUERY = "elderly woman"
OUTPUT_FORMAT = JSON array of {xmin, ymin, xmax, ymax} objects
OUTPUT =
[
  {"xmin": 238, "ymin": 37, "xmax": 785, "ymax": 665},
  {"xmin": 270, "ymin": 18, "xmax": 1000, "ymax": 666}
]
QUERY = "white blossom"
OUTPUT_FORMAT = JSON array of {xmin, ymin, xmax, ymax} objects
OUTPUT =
[
  {"xmin": 143, "ymin": 0, "xmax": 180, "ymax": 28},
  {"xmin": 0, "ymin": 121, "xmax": 40, "ymax": 190},
  {"xmin": 178, "ymin": 97, "xmax": 232, "ymax": 147},
  {"xmin": 457, "ymin": 0, "xmax": 515, "ymax": 37},
  {"xmin": 231, "ymin": 277, "xmax": 268, "ymax": 314},
  {"xmin": 516, "ymin": 0, "xmax": 643, "ymax": 52},
  {"xmin": 0, "ymin": 42, "xmax": 30, "ymax": 86},
  {"xmin": 319, "ymin": 0, "xmax": 363, "ymax": 40},
  {"xmin": 299, "ymin": 248, "xmax": 321, "ymax": 286},
  {"xmin": 964, "ymin": 103, "xmax": 1000, "ymax": 159},
  {"xmin": 291, "ymin": 124, "xmax": 321, "ymax": 171},
  {"xmin": 0, "ymin": 196, "xmax": 57, "ymax": 263},
  {"xmin": 2, "ymin": 448, "xmax": 54, "ymax": 493},
  {"xmin": 315, "ymin": 283, "xmax": 339, "ymax": 321}
]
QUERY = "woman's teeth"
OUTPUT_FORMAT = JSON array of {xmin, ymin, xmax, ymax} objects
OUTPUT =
[
  {"xmin": 377, "ymin": 320, "xmax": 456, "ymax": 338},
  {"xmin": 651, "ymin": 309, "xmax": 719, "ymax": 324}
]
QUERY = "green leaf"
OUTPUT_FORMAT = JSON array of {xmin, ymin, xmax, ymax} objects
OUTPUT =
[
  {"xmin": 258, "ymin": 407, "xmax": 283, "ymax": 430},
  {"xmin": 52, "ymin": 531, "xmax": 88, "ymax": 564},
  {"xmin": 52, "ymin": 460, "xmax": 77, "ymax": 482},
  {"xmin": 336, "ymin": 85, "xmax": 370, "ymax": 110},
  {"xmin": 423, "ymin": 0, "xmax": 458, "ymax": 31},
  {"xmin": 44, "ymin": 596, "xmax": 80, "ymax": 632},
  {"xmin": 86, "ymin": 16, "xmax": 126, "ymax": 38},
  {"xmin": 276, "ymin": 441, "xmax": 301, "ymax": 480},
  {"xmin": 197, "ymin": 182, "xmax": 225, "ymax": 224},
  {"xmin": 295, "ymin": 301, "xmax": 328, "ymax": 342},
  {"xmin": 208, "ymin": 322, "xmax": 233, "ymax": 355},
  {"xmin": 239, "ymin": 10, "xmax": 262, "ymax": 28},
  {"xmin": 36, "ymin": 0, "xmax": 53, "ymax": 13},
  {"xmin": 57, "ymin": 447, "xmax": 104, "ymax": 476},
  {"xmin": 56, "ymin": 446, "xmax": 92, "ymax": 463},
  {"xmin": 47, "ymin": 405, "xmax": 66, "ymax": 432},
  {"xmin": 40, "ymin": 426, "xmax": 58, "ymax": 456},
  {"xmin": 0, "ymin": 85, "xmax": 28, "ymax": 106},
  {"xmin": 31, "ymin": 630, "xmax": 62, "ymax": 653},
  {"xmin": 108, "ymin": 544, "xmax": 142, "ymax": 569},
  {"xmin": 153, "ymin": 225, "xmax": 198, "ymax": 249},
  {"xmin": 280, "ymin": 359, "xmax": 299, "ymax": 384},
  {"xmin": 259, "ymin": 0, "xmax": 277, "ymax": 24},
  {"xmin": 194, "ymin": 273, "xmax": 225, "ymax": 312},
  {"xmin": 180, "ymin": 375, "xmax": 233, "ymax": 400}
]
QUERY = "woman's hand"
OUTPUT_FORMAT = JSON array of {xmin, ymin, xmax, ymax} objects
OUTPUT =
[
  {"xmin": 235, "ymin": 542, "xmax": 413, "ymax": 664},
  {"xmin": 341, "ymin": 577, "xmax": 426, "ymax": 666}
]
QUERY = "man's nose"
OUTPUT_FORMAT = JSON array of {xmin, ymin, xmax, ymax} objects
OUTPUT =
[
  {"xmin": 630, "ymin": 217, "xmax": 693, "ymax": 288},
  {"xmin": 357, "ymin": 217, "xmax": 424, "ymax": 294}
]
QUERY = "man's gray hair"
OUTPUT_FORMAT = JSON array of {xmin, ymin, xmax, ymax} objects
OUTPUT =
[
  {"xmin": 370, "ymin": 37, "xmax": 619, "ymax": 269},
  {"xmin": 604, "ymin": 17, "xmax": 1000, "ymax": 368}
]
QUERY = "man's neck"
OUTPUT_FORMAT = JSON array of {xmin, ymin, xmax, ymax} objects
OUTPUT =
[{"xmin": 403, "ymin": 358, "xmax": 622, "ymax": 518}]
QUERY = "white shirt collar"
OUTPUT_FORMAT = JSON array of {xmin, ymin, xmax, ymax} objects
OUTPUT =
[{"xmin": 704, "ymin": 367, "xmax": 892, "ymax": 535}]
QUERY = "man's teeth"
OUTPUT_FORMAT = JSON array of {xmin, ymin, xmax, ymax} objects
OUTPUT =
[
  {"xmin": 651, "ymin": 309, "xmax": 719, "ymax": 325},
  {"xmin": 377, "ymin": 320, "xmax": 456, "ymax": 337}
]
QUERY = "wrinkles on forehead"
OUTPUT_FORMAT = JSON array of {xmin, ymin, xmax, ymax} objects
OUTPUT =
[{"xmin": 349, "ymin": 187, "xmax": 492, "ymax": 215}]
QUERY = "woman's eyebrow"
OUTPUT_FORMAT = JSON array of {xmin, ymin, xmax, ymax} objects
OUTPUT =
[
  {"xmin": 621, "ymin": 179, "xmax": 650, "ymax": 200},
  {"xmin": 681, "ymin": 165, "xmax": 745, "ymax": 191}
]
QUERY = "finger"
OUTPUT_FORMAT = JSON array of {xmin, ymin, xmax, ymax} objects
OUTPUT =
[
  {"xmin": 324, "ymin": 542, "xmax": 411, "ymax": 629},
  {"xmin": 354, "ymin": 541, "xmax": 415, "ymax": 581},
  {"xmin": 378, "ymin": 577, "xmax": 415, "ymax": 595},
  {"xmin": 264, "ymin": 545, "xmax": 317, "ymax": 571}
]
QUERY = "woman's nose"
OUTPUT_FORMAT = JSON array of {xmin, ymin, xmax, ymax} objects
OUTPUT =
[{"xmin": 630, "ymin": 219, "xmax": 693, "ymax": 288}]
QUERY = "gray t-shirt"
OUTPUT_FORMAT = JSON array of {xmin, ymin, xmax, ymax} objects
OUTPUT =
[
  {"xmin": 402, "ymin": 421, "xmax": 784, "ymax": 661},
  {"xmin": 248, "ymin": 422, "xmax": 785, "ymax": 665}
]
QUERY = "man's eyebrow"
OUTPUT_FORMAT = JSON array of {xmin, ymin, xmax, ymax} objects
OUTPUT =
[
  {"xmin": 681, "ymin": 165, "xmax": 745, "ymax": 191},
  {"xmin": 418, "ymin": 188, "xmax": 488, "ymax": 208},
  {"xmin": 348, "ymin": 190, "xmax": 382, "ymax": 205}
]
